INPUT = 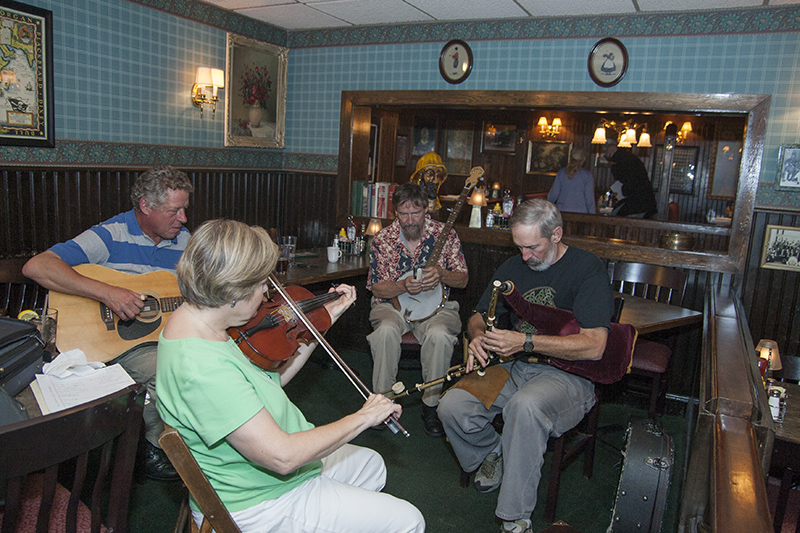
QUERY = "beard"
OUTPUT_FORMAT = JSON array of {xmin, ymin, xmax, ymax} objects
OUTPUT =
[
  {"xmin": 401, "ymin": 220, "xmax": 423, "ymax": 241},
  {"xmin": 525, "ymin": 243, "xmax": 556, "ymax": 272}
]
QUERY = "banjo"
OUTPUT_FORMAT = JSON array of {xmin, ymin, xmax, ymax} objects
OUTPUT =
[{"xmin": 393, "ymin": 167, "xmax": 484, "ymax": 323}]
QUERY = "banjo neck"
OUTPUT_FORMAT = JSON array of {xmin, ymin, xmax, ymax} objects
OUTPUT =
[{"xmin": 421, "ymin": 166, "xmax": 484, "ymax": 270}]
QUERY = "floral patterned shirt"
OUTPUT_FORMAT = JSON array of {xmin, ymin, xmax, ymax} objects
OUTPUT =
[{"xmin": 367, "ymin": 216, "xmax": 468, "ymax": 304}]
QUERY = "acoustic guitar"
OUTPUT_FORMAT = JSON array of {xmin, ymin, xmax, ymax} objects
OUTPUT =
[
  {"xmin": 49, "ymin": 264, "xmax": 183, "ymax": 363},
  {"xmin": 392, "ymin": 167, "xmax": 483, "ymax": 322}
]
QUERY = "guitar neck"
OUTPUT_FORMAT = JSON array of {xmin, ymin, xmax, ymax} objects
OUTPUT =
[{"xmin": 426, "ymin": 185, "xmax": 471, "ymax": 268}]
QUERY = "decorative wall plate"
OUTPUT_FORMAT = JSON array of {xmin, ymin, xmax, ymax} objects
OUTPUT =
[
  {"xmin": 588, "ymin": 37, "xmax": 628, "ymax": 88},
  {"xmin": 439, "ymin": 39, "xmax": 473, "ymax": 84}
]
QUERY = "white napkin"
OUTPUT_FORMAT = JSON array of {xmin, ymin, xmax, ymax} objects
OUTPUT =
[{"xmin": 42, "ymin": 349, "xmax": 106, "ymax": 378}]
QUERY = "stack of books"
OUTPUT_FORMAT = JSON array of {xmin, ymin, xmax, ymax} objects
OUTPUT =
[{"xmin": 351, "ymin": 181, "xmax": 396, "ymax": 218}]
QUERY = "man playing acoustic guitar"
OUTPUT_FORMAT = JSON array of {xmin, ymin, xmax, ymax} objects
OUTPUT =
[
  {"xmin": 23, "ymin": 165, "xmax": 193, "ymax": 482},
  {"xmin": 367, "ymin": 181, "xmax": 468, "ymax": 437},
  {"xmin": 438, "ymin": 199, "xmax": 614, "ymax": 533}
]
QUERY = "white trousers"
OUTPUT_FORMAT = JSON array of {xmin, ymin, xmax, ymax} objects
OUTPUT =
[{"xmin": 193, "ymin": 444, "xmax": 425, "ymax": 533}]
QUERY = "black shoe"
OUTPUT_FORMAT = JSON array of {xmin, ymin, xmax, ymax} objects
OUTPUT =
[
  {"xmin": 145, "ymin": 441, "xmax": 180, "ymax": 482},
  {"xmin": 421, "ymin": 405, "xmax": 444, "ymax": 438}
]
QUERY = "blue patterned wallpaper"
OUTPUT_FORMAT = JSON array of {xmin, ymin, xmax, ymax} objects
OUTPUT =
[{"xmin": 2, "ymin": 0, "xmax": 800, "ymax": 209}]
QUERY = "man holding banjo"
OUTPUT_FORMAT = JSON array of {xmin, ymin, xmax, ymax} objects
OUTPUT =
[{"xmin": 366, "ymin": 175, "xmax": 468, "ymax": 438}]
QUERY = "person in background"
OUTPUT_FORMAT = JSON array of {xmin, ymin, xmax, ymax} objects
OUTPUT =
[
  {"xmin": 604, "ymin": 137, "xmax": 658, "ymax": 218},
  {"xmin": 438, "ymin": 199, "xmax": 613, "ymax": 533},
  {"xmin": 157, "ymin": 219, "xmax": 424, "ymax": 533},
  {"xmin": 547, "ymin": 147, "xmax": 597, "ymax": 214},
  {"xmin": 367, "ymin": 183, "xmax": 468, "ymax": 437},
  {"xmin": 23, "ymin": 165, "xmax": 193, "ymax": 482}
]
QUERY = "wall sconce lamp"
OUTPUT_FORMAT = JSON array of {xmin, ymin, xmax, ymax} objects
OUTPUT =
[
  {"xmin": 664, "ymin": 121, "xmax": 693, "ymax": 144},
  {"xmin": 192, "ymin": 67, "xmax": 225, "ymax": 119},
  {"xmin": 756, "ymin": 339, "xmax": 782, "ymax": 378},
  {"xmin": 538, "ymin": 116, "xmax": 562, "ymax": 137},
  {"xmin": 468, "ymin": 187, "xmax": 487, "ymax": 228}
]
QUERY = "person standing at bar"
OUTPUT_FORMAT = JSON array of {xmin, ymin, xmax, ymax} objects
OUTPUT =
[
  {"xmin": 547, "ymin": 147, "xmax": 597, "ymax": 214},
  {"xmin": 604, "ymin": 138, "xmax": 658, "ymax": 218}
]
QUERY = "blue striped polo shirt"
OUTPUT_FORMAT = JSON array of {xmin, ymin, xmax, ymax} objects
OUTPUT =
[{"xmin": 50, "ymin": 209, "xmax": 190, "ymax": 274}]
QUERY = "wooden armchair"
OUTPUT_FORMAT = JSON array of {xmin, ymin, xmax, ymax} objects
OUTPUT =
[
  {"xmin": 0, "ymin": 385, "xmax": 142, "ymax": 533},
  {"xmin": 608, "ymin": 261, "xmax": 688, "ymax": 418},
  {"xmin": 158, "ymin": 426, "xmax": 241, "ymax": 533}
]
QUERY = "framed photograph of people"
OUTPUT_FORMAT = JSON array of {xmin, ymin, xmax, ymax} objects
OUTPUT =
[
  {"xmin": 776, "ymin": 144, "xmax": 800, "ymax": 192},
  {"xmin": 761, "ymin": 224, "xmax": 800, "ymax": 272},
  {"xmin": 225, "ymin": 33, "xmax": 288, "ymax": 149},
  {"xmin": 526, "ymin": 141, "xmax": 572, "ymax": 175},
  {"xmin": 482, "ymin": 123, "xmax": 517, "ymax": 153},
  {"xmin": 0, "ymin": 1, "xmax": 55, "ymax": 147}
]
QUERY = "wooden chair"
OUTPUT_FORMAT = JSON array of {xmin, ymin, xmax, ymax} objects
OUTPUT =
[
  {"xmin": 0, "ymin": 257, "xmax": 47, "ymax": 319},
  {"xmin": 0, "ymin": 385, "xmax": 142, "ymax": 533},
  {"xmin": 158, "ymin": 426, "xmax": 241, "ymax": 533},
  {"xmin": 608, "ymin": 261, "xmax": 688, "ymax": 418}
]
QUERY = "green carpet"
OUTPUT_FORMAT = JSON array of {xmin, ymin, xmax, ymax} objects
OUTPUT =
[{"xmin": 128, "ymin": 349, "xmax": 688, "ymax": 532}]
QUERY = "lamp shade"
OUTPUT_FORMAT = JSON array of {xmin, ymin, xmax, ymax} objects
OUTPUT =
[
  {"xmin": 591, "ymin": 127, "xmax": 607, "ymax": 144},
  {"xmin": 365, "ymin": 218, "xmax": 382, "ymax": 236},
  {"xmin": 538, "ymin": 116, "xmax": 548, "ymax": 127},
  {"xmin": 756, "ymin": 339, "xmax": 781, "ymax": 371},
  {"xmin": 211, "ymin": 68, "xmax": 225, "ymax": 88},
  {"xmin": 552, "ymin": 118, "xmax": 562, "ymax": 127},
  {"xmin": 681, "ymin": 121, "xmax": 693, "ymax": 134},
  {"xmin": 195, "ymin": 67, "xmax": 213, "ymax": 85},
  {"xmin": 638, "ymin": 132, "xmax": 652, "ymax": 148},
  {"xmin": 469, "ymin": 187, "xmax": 487, "ymax": 207}
]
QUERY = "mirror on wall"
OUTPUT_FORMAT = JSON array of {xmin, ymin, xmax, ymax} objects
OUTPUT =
[{"xmin": 337, "ymin": 91, "xmax": 769, "ymax": 273}]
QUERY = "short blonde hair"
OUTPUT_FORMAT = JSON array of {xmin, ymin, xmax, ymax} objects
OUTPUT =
[{"xmin": 176, "ymin": 219, "xmax": 279, "ymax": 308}]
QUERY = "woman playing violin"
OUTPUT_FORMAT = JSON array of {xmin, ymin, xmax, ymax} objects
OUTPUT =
[{"xmin": 156, "ymin": 219, "xmax": 424, "ymax": 533}]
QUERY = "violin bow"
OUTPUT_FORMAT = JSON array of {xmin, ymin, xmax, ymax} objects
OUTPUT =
[{"xmin": 267, "ymin": 274, "xmax": 410, "ymax": 437}]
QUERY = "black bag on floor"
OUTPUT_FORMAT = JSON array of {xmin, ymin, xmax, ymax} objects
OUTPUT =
[
  {"xmin": 0, "ymin": 316, "xmax": 44, "ymax": 396},
  {"xmin": 608, "ymin": 418, "xmax": 674, "ymax": 533}
]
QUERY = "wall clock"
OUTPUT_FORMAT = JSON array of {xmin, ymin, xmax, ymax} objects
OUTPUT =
[
  {"xmin": 588, "ymin": 37, "xmax": 628, "ymax": 88},
  {"xmin": 439, "ymin": 39, "xmax": 473, "ymax": 84}
]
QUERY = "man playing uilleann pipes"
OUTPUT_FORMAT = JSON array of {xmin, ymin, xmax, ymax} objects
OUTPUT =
[{"xmin": 438, "ymin": 198, "xmax": 614, "ymax": 533}]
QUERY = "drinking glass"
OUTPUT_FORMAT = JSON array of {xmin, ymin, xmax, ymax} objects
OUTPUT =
[{"xmin": 281, "ymin": 236, "xmax": 297, "ymax": 264}]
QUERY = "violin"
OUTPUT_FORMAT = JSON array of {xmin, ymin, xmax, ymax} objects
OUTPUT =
[
  {"xmin": 264, "ymin": 274, "xmax": 409, "ymax": 437},
  {"xmin": 228, "ymin": 285, "xmax": 340, "ymax": 371}
]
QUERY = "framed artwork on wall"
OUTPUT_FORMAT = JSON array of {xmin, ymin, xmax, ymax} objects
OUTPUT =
[
  {"xmin": 587, "ymin": 37, "xmax": 628, "ymax": 88},
  {"xmin": 526, "ymin": 141, "xmax": 571, "ymax": 175},
  {"xmin": 0, "ymin": 1, "xmax": 55, "ymax": 148},
  {"xmin": 760, "ymin": 224, "xmax": 800, "ymax": 272},
  {"xmin": 708, "ymin": 140, "xmax": 742, "ymax": 200},
  {"xmin": 225, "ymin": 33, "xmax": 288, "ymax": 149},
  {"xmin": 412, "ymin": 116, "xmax": 437, "ymax": 156},
  {"xmin": 444, "ymin": 122, "xmax": 474, "ymax": 175},
  {"xmin": 395, "ymin": 135, "xmax": 408, "ymax": 167},
  {"xmin": 776, "ymin": 144, "xmax": 800, "ymax": 192},
  {"xmin": 651, "ymin": 145, "xmax": 698, "ymax": 195},
  {"xmin": 439, "ymin": 39, "xmax": 473, "ymax": 85},
  {"xmin": 482, "ymin": 123, "xmax": 517, "ymax": 153}
]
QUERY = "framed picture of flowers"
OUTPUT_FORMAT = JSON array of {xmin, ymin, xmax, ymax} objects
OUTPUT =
[{"xmin": 225, "ymin": 33, "xmax": 288, "ymax": 148}]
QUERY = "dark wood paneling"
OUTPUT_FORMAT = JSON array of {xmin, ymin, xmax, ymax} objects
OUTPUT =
[{"xmin": 0, "ymin": 168, "xmax": 337, "ymax": 258}]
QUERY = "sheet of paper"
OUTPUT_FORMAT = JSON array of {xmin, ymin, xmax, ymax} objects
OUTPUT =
[{"xmin": 34, "ymin": 364, "xmax": 136, "ymax": 413}]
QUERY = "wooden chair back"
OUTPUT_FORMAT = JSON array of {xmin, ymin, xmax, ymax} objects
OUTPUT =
[
  {"xmin": 158, "ymin": 426, "xmax": 242, "ymax": 533},
  {"xmin": 0, "ymin": 385, "xmax": 143, "ymax": 533},
  {"xmin": 0, "ymin": 257, "xmax": 47, "ymax": 318},
  {"xmin": 608, "ymin": 261, "xmax": 688, "ymax": 306}
]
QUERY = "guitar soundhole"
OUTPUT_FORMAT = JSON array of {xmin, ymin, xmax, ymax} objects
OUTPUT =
[
  {"xmin": 117, "ymin": 316, "xmax": 162, "ymax": 341},
  {"xmin": 138, "ymin": 293, "xmax": 162, "ymax": 322}
]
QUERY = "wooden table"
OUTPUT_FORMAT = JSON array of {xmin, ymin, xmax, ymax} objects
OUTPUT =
[
  {"xmin": 770, "ymin": 381, "xmax": 800, "ymax": 532},
  {"xmin": 617, "ymin": 293, "xmax": 702, "ymax": 335},
  {"xmin": 276, "ymin": 248, "xmax": 369, "ymax": 287}
]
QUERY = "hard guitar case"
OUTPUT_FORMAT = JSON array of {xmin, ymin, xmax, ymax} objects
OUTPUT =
[{"xmin": 607, "ymin": 418, "xmax": 674, "ymax": 533}]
